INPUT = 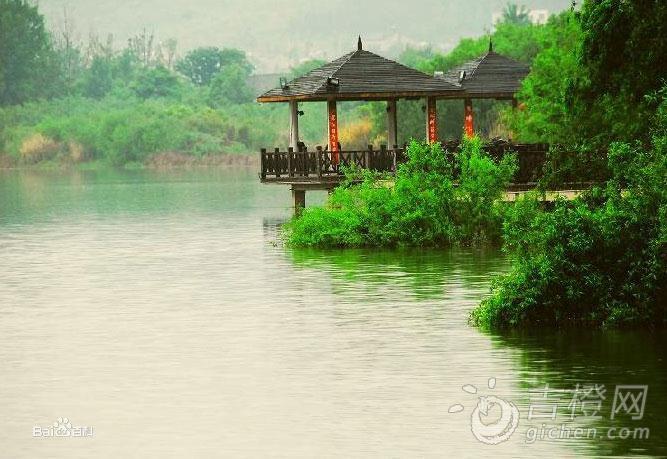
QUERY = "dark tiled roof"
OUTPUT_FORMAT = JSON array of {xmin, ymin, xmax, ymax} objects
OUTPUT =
[
  {"xmin": 257, "ymin": 49, "xmax": 461, "ymax": 102},
  {"xmin": 439, "ymin": 51, "xmax": 530, "ymax": 98}
]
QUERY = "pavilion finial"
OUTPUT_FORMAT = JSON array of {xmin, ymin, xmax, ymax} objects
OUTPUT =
[
  {"xmin": 358, "ymin": 36, "xmax": 363, "ymax": 51},
  {"xmin": 489, "ymin": 38, "xmax": 493, "ymax": 53}
]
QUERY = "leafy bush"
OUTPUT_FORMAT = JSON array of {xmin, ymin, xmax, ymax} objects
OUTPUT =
[
  {"xmin": 284, "ymin": 137, "xmax": 517, "ymax": 247},
  {"xmin": 472, "ymin": 125, "xmax": 667, "ymax": 328}
]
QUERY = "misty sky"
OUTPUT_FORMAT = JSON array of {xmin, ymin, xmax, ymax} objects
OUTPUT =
[{"xmin": 38, "ymin": 0, "xmax": 572, "ymax": 72}]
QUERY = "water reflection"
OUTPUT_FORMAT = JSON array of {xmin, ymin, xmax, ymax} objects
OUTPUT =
[
  {"xmin": 486, "ymin": 329, "xmax": 667, "ymax": 457},
  {"xmin": 288, "ymin": 247, "xmax": 509, "ymax": 301}
]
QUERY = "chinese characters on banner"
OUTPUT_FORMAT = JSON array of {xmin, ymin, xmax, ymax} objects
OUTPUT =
[
  {"xmin": 328, "ymin": 100, "xmax": 339, "ymax": 165},
  {"xmin": 427, "ymin": 98, "xmax": 437, "ymax": 143},
  {"xmin": 464, "ymin": 99, "xmax": 474, "ymax": 137}
]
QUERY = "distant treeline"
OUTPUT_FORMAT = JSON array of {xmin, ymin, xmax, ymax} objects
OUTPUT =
[{"xmin": 3, "ymin": 0, "xmax": 664, "ymax": 169}]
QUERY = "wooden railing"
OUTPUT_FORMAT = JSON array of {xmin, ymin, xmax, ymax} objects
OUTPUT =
[
  {"xmin": 260, "ymin": 145, "xmax": 404, "ymax": 180},
  {"xmin": 260, "ymin": 142, "xmax": 550, "ymax": 184}
]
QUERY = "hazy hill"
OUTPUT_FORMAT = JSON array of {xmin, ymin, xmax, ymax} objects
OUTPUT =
[{"xmin": 38, "ymin": 0, "xmax": 572, "ymax": 72}]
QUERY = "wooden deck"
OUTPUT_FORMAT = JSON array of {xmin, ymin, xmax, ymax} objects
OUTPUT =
[
  {"xmin": 258, "ymin": 142, "xmax": 597, "ymax": 213},
  {"xmin": 259, "ymin": 142, "xmax": 550, "ymax": 189}
]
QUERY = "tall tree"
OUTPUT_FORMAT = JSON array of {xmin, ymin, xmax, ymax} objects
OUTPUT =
[
  {"xmin": 176, "ymin": 47, "xmax": 253, "ymax": 86},
  {"xmin": 563, "ymin": 0, "xmax": 667, "ymax": 145},
  {"xmin": 132, "ymin": 66, "xmax": 181, "ymax": 99},
  {"xmin": 83, "ymin": 56, "xmax": 113, "ymax": 99},
  {"xmin": 508, "ymin": 11, "xmax": 582, "ymax": 144},
  {"xmin": 51, "ymin": 7, "xmax": 82, "ymax": 94},
  {"xmin": 502, "ymin": 3, "xmax": 531, "ymax": 26},
  {"xmin": 0, "ymin": 0, "xmax": 60, "ymax": 104},
  {"xmin": 208, "ymin": 64, "xmax": 254, "ymax": 106},
  {"xmin": 579, "ymin": 0, "xmax": 667, "ymax": 104}
]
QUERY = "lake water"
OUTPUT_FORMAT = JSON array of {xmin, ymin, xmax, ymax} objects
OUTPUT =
[{"xmin": 1, "ymin": 168, "xmax": 665, "ymax": 458}]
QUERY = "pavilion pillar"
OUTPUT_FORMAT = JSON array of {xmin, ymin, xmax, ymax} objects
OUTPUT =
[
  {"xmin": 327, "ymin": 99, "xmax": 339, "ymax": 164},
  {"xmin": 387, "ymin": 99, "xmax": 398, "ymax": 148},
  {"xmin": 289, "ymin": 100, "xmax": 299, "ymax": 150},
  {"xmin": 464, "ymin": 98, "xmax": 474, "ymax": 138},
  {"xmin": 425, "ymin": 97, "xmax": 437, "ymax": 143}
]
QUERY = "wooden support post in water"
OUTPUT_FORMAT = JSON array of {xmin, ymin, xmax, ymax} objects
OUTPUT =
[
  {"xmin": 426, "ymin": 97, "xmax": 437, "ymax": 143},
  {"xmin": 387, "ymin": 99, "xmax": 398, "ymax": 148},
  {"xmin": 327, "ymin": 99, "xmax": 339, "ymax": 165},
  {"xmin": 291, "ymin": 187, "xmax": 306, "ymax": 215},
  {"xmin": 289, "ymin": 100, "xmax": 299, "ymax": 150},
  {"xmin": 464, "ymin": 98, "xmax": 474, "ymax": 138},
  {"xmin": 260, "ymin": 148, "xmax": 266, "ymax": 179}
]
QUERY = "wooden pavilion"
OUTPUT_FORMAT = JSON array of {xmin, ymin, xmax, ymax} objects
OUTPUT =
[
  {"xmin": 257, "ymin": 37, "xmax": 461, "ymax": 152},
  {"xmin": 437, "ymin": 41, "xmax": 530, "ymax": 136},
  {"xmin": 257, "ymin": 38, "xmax": 538, "ymax": 211}
]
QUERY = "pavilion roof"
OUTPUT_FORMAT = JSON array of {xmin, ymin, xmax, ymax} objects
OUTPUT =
[
  {"xmin": 257, "ymin": 39, "xmax": 461, "ymax": 103},
  {"xmin": 438, "ymin": 45, "xmax": 530, "ymax": 99}
]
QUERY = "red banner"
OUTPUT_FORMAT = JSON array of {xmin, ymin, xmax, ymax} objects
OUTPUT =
[
  {"xmin": 464, "ymin": 100, "xmax": 474, "ymax": 137},
  {"xmin": 328, "ymin": 101, "xmax": 339, "ymax": 164},
  {"xmin": 427, "ymin": 98, "xmax": 437, "ymax": 143}
]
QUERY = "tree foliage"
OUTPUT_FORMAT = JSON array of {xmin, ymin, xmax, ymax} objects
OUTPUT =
[
  {"xmin": 502, "ymin": 3, "xmax": 530, "ymax": 25},
  {"xmin": 132, "ymin": 66, "xmax": 182, "ymax": 99},
  {"xmin": 84, "ymin": 56, "xmax": 113, "ymax": 99},
  {"xmin": 502, "ymin": 3, "xmax": 531, "ymax": 25},
  {"xmin": 208, "ymin": 64, "xmax": 254, "ymax": 106},
  {"xmin": 175, "ymin": 47, "xmax": 253, "ymax": 86},
  {"xmin": 508, "ymin": 1, "xmax": 667, "ymax": 150},
  {"xmin": 0, "ymin": 0, "xmax": 59, "ymax": 105},
  {"xmin": 472, "ymin": 95, "xmax": 667, "ymax": 328},
  {"xmin": 506, "ymin": 11, "xmax": 582, "ymax": 144},
  {"xmin": 580, "ymin": 0, "xmax": 667, "ymax": 104}
]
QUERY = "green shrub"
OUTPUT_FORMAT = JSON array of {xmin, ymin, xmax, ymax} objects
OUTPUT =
[
  {"xmin": 472, "ymin": 134, "xmax": 667, "ymax": 328},
  {"xmin": 284, "ymin": 137, "xmax": 517, "ymax": 247}
]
